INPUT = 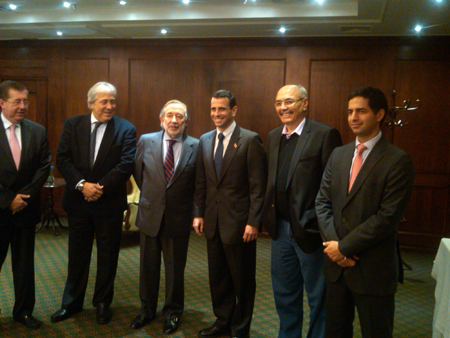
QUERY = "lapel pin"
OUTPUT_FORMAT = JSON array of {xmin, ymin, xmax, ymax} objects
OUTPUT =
[{"xmin": 234, "ymin": 143, "xmax": 237, "ymax": 148}]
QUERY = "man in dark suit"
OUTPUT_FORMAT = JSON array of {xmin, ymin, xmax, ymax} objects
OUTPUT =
[
  {"xmin": 0, "ymin": 80, "xmax": 50, "ymax": 329},
  {"xmin": 51, "ymin": 82, "xmax": 136, "ymax": 325},
  {"xmin": 130, "ymin": 100, "xmax": 199, "ymax": 334},
  {"xmin": 315, "ymin": 87, "xmax": 414, "ymax": 338},
  {"xmin": 193, "ymin": 90, "xmax": 267, "ymax": 338},
  {"xmin": 261, "ymin": 84, "xmax": 342, "ymax": 338}
]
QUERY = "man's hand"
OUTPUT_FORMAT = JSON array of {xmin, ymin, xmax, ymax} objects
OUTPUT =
[
  {"xmin": 323, "ymin": 240, "xmax": 345, "ymax": 262},
  {"xmin": 193, "ymin": 217, "xmax": 204, "ymax": 235},
  {"xmin": 336, "ymin": 256, "xmax": 359, "ymax": 268},
  {"xmin": 8, "ymin": 194, "xmax": 30, "ymax": 214},
  {"xmin": 82, "ymin": 182, "xmax": 104, "ymax": 202},
  {"xmin": 243, "ymin": 225, "xmax": 258, "ymax": 242}
]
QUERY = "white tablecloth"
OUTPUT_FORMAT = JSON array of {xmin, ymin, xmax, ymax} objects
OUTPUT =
[{"xmin": 432, "ymin": 238, "xmax": 450, "ymax": 338}]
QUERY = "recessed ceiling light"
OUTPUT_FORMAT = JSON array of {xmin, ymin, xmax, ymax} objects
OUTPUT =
[
  {"xmin": 161, "ymin": 29, "xmax": 168, "ymax": 34},
  {"xmin": 9, "ymin": 4, "xmax": 17, "ymax": 9},
  {"xmin": 120, "ymin": 0, "xmax": 126, "ymax": 4},
  {"xmin": 436, "ymin": 0, "xmax": 442, "ymax": 2},
  {"xmin": 57, "ymin": 31, "xmax": 63, "ymax": 36},
  {"xmin": 279, "ymin": 27, "xmax": 286, "ymax": 33},
  {"xmin": 183, "ymin": 0, "xmax": 189, "ymax": 3},
  {"xmin": 316, "ymin": 0, "xmax": 324, "ymax": 4},
  {"xmin": 415, "ymin": 25, "xmax": 423, "ymax": 32},
  {"xmin": 63, "ymin": 2, "xmax": 71, "ymax": 8}
]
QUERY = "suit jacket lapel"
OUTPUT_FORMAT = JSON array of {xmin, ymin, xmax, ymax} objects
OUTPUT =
[
  {"xmin": 0, "ymin": 119, "xmax": 17, "ymax": 171},
  {"xmin": 151, "ymin": 130, "xmax": 166, "ymax": 182},
  {"xmin": 218, "ymin": 124, "xmax": 241, "ymax": 184},
  {"xmin": 93, "ymin": 117, "xmax": 116, "ymax": 173},
  {"xmin": 343, "ymin": 138, "xmax": 388, "ymax": 208},
  {"xmin": 169, "ymin": 134, "xmax": 194, "ymax": 187},
  {"xmin": 19, "ymin": 120, "xmax": 31, "ymax": 171},
  {"xmin": 77, "ymin": 114, "xmax": 92, "ymax": 170},
  {"xmin": 286, "ymin": 118, "xmax": 311, "ymax": 189}
]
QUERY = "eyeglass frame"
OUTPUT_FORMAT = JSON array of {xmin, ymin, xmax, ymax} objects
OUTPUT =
[
  {"xmin": 5, "ymin": 99, "xmax": 30, "ymax": 106},
  {"xmin": 274, "ymin": 97, "xmax": 306, "ymax": 108}
]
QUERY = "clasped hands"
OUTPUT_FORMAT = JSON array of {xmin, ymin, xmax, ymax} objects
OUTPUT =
[
  {"xmin": 193, "ymin": 217, "xmax": 258, "ymax": 242},
  {"xmin": 9, "ymin": 194, "xmax": 30, "ymax": 214},
  {"xmin": 82, "ymin": 182, "xmax": 104, "ymax": 202},
  {"xmin": 323, "ymin": 240, "xmax": 359, "ymax": 268}
]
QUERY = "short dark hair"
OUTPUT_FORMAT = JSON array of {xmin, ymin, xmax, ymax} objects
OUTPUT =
[
  {"xmin": 0, "ymin": 80, "xmax": 28, "ymax": 101},
  {"xmin": 212, "ymin": 89, "xmax": 236, "ymax": 109},
  {"xmin": 348, "ymin": 87, "xmax": 388, "ymax": 125}
]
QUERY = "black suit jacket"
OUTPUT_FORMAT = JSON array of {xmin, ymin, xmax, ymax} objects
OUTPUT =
[
  {"xmin": 194, "ymin": 124, "xmax": 267, "ymax": 245},
  {"xmin": 56, "ymin": 114, "xmax": 136, "ymax": 217},
  {"xmin": 134, "ymin": 131, "xmax": 199, "ymax": 238},
  {"xmin": 0, "ymin": 118, "xmax": 51, "ymax": 228},
  {"xmin": 262, "ymin": 118, "xmax": 342, "ymax": 253},
  {"xmin": 316, "ymin": 137, "xmax": 414, "ymax": 296}
]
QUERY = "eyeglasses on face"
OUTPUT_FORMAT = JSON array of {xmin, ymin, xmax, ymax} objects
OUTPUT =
[
  {"xmin": 6, "ymin": 99, "xmax": 29, "ymax": 106},
  {"xmin": 274, "ymin": 97, "xmax": 305, "ymax": 108}
]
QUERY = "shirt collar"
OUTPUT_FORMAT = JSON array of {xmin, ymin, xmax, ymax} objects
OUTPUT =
[
  {"xmin": 281, "ymin": 117, "xmax": 305, "ymax": 139},
  {"xmin": 1, "ymin": 113, "xmax": 18, "ymax": 130},
  {"xmin": 163, "ymin": 131, "xmax": 183, "ymax": 143},
  {"xmin": 355, "ymin": 131, "xmax": 382, "ymax": 151},
  {"xmin": 217, "ymin": 120, "xmax": 236, "ymax": 139}
]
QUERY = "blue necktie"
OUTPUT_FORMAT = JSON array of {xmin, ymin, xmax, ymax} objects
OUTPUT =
[{"xmin": 214, "ymin": 133, "xmax": 225, "ymax": 178}]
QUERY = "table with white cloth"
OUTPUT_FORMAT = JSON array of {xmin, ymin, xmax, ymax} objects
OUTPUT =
[{"xmin": 432, "ymin": 238, "xmax": 450, "ymax": 338}]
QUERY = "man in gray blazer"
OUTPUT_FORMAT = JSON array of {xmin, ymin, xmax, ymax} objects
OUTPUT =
[
  {"xmin": 0, "ymin": 80, "xmax": 51, "ymax": 329},
  {"xmin": 316, "ymin": 87, "xmax": 414, "ymax": 338},
  {"xmin": 193, "ymin": 90, "xmax": 267, "ymax": 338},
  {"xmin": 130, "ymin": 100, "xmax": 199, "ymax": 335},
  {"xmin": 262, "ymin": 84, "xmax": 342, "ymax": 338}
]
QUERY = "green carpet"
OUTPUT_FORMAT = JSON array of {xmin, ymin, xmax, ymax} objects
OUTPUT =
[{"xmin": 0, "ymin": 221, "xmax": 436, "ymax": 337}]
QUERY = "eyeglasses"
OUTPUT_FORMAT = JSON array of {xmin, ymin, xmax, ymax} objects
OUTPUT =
[
  {"xmin": 274, "ymin": 97, "xmax": 305, "ymax": 108},
  {"xmin": 164, "ymin": 113, "xmax": 185, "ymax": 121},
  {"xmin": 6, "ymin": 99, "xmax": 29, "ymax": 107}
]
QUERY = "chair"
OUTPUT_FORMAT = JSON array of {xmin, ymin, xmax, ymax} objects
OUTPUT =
[{"xmin": 123, "ymin": 175, "xmax": 140, "ymax": 231}]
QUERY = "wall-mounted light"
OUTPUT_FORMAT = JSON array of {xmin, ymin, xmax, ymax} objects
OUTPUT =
[
  {"xmin": 161, "ymin": 29, "xmax": 168, "ymax": 34},
  {"xmin": 415, "ymin": 25, "xmax": 422, "ymax": 32},
  {"xmin": 316, "ymin": 0, "xmax": 324, "ymax": 4},
  {"xmin": 57, "ymin": 31, "xmax": 63, "ymax": 36},
  {"xmin": 63, "ymin": 2, "xmax": 71, "ymax": 8},
  {"xmin": 183, "ymin": 0, "xmax": 189, "ymax": 4},
  {"xmin": 279, "ymin": 27, "xmax": 286, "ymax": 33},
  {"xmin": 9, "ymin": 4, "xmax": 17, "ymax": 10},
  {"xmin": 120, "ymin": 1, "xmax": 126, "ymax": 5}
]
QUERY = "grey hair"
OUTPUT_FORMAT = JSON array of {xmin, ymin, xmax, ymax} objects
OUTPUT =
[
  {"xmin": 87, "ymin": 82, "xmax": 116, "ymax": 108},
  {"xmin": 159, "ymin": 100, "xmax": 189, "ymax": 122},
  {"xmin": 293, "ymin": 84, "xmax": 308, "ymax": 98}
]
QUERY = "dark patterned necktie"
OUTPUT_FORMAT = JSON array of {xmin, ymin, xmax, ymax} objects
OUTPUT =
[
  {"xmin": 214, "ymin": 133, "xmax": 225, "ymax": 178},
  {"xmin": 90, "ymin": 122, "xmax": 103, "ymax": 169},
  {"xmin": 164, "ymin": 140, "xmax": 176, "ymax": 183}
]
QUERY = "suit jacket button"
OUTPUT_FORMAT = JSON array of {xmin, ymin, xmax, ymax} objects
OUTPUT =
[
  {"xmin": 271, "ymin": 204, "xmax": 274, "ymax": 208},
  {"xmin": 342, "ymin": 217, "xmax": 347, "ymax": 223}
]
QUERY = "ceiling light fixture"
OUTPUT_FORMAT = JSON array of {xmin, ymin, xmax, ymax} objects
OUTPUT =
[
  {"xmin": 436, "ymin": 0, "xmax": 442, "ymax": 2},
  {"xmin": 161, "ymin": 29, "xmax": 167, "ymax": 34},
  {"xmin": 316, "ymin": 0, "xmax": 324, "ymax": 4},
  {"xmin": 9, "ymin": 4, "xmax": 17, "ymax": 9},
  {"xmin": 279, "ymin": 27, "xmax": 286, "ymax": 33},
  {"xmin": 183, "ymin": 0, "xmax": 189, "ymax": 4},
  {"xmin": 63, "ymin": 2, "xmax": 71, "ymax": 8},
  {"xmin": 415, "ymin": 25, "xmax": 423, "ymax": 32},
  {"xmin": 120, "ymin": 1, "xmax": 126, "ymax": 4},
  {"xmin": 57, "ymin": 31, "xmax": 63, "ymax": 36}
]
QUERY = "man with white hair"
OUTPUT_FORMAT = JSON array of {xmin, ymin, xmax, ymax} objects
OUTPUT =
[
  {"xmin": 51, "ymin": 81, "xmax": 136, "ymax": 325},
  {"xmin": 130, "ymin": 100, "xmax": 198, "ymax": 334}
]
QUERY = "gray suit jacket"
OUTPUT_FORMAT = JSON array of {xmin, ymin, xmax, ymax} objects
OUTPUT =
[
  {"xmin": 0, "ymin": 118, "xmax": 51, "ymax": 228},
  {"xmin": 316, "ymin": 137, "xmax": 414, "ymax": 296},
  {"xmin": 134, "ymin": 130, "xmax": 199, "ymax": 238},
  {"xmin": 262, "ymin": 118, "xmax": 342, "ymax": 253},
  {"xmin": 193, "ymin": 124, "xmax": 267, "ymax": 245}
]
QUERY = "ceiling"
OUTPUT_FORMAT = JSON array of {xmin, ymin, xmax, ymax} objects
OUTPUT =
[{"xmin": 0, "ymin": 0, "xmax": 449, "ymax": 40}]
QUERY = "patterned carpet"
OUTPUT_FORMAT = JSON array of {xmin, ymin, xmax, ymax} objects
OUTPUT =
[{"xmin": 0, "ymin": 219, "xmax": 437, "ymax": 337}]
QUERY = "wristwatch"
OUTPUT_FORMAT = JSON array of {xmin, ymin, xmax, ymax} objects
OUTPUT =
[{"xmin": 76, "ymin": 181, "xmax": 85, "ymax": 191}]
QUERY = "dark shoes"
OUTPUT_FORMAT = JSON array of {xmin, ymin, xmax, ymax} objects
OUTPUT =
[
  {"xmin": 129, "ymin": 314, "xmax": 154, "ymax": 329},
  {"xmin": 163, "ymin": 317, "xmax": 180, "ymax": 335},
  {"xmin": 14, "ymin": 314, "xmax": 42, "ymax": 329},
  {"xmin": 51, "ymin": 308, "xmax": 82, "ymax": 323},
  {"xmin": 96, "ymin": 303, "xmax": 112, "ymax": 325},
  {"xmin": 198, "ymin": 323, "xmax": 231, "ymax": 337}
]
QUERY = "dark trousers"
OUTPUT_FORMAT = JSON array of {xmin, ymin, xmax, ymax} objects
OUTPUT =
[
  {"xmin": 0, "ymin": 222, "xmax": 36, "ymax": 318},
  {"xmin": 139, "ymin": 222, "xmax": 190, "ymax": 319},
  {"xmin": 207, "ymin": 229, "xmax": 256, "ymax": 338},
  {"xmin": 325, "ymin": 274, "xmax": 395, "ymax": 338},
  {"xmin": 61, "ymin": 213, "xmax": 123, "ymax": 311}
]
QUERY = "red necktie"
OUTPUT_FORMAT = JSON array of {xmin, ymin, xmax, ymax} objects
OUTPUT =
[
  {"xmin": 348, "ymin": 144, "xmax": 366, "ymax": 192},
  {"xmin": 164, "ymin": 140, "xmax": 176, "ymax": 183},
  {"xmin": 9, "ymin": 124, "xmax": 21, "ymax": 169}
]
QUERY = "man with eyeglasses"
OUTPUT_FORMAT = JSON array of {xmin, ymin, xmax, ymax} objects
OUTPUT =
[
  {"xmin": 0, "ymin": 80, "xmax": 51, "ymax": 329},
  {"xmin": 129, "ymin": 100, "xmax": 199, "ymax": 335},
  {"xmin": 262, "ymin": 84, "xmax": 342, "ymax": 337}
]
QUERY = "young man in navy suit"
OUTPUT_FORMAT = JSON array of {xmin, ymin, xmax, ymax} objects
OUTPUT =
[{"xmin": 316, "ymin": 87, "xmax": 414, "ymax": 338}]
